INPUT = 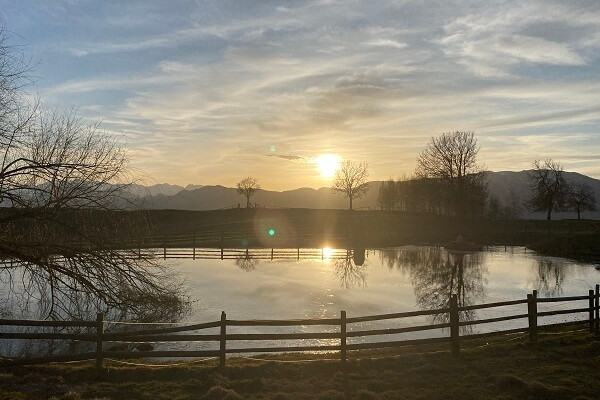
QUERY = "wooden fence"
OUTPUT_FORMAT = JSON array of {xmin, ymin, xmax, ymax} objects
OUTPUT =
[
  {"xmin": 136, "ymin": 231, "xmax": 347, "ymax": 250},
  {"xmin": 1, "ymin": 285, "xmax": 599, "ymax": 368},
  {"xmin": 136, "ymin": 247, "xmax": 354, "ymax": 261}
]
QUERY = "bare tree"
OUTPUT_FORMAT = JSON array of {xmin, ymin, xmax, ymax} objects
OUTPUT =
[
  {"xmin": 566, "ymin": 182, "xmax": 596, "ymax": 220},
  {"xmin": 416, "ymin": 131, "xmax": 487, "ymax": 216},
  {"xmin": 332, "ymin": 160, "xmax": 369, "ymax": 210},
  {"xmin": 237, "ymin": 176, "xmax": 260, "ymax": 208},
  {"xmin": 0, "ymin": 25, "xmax": 185, "ymax": 320},
  {"xmin": 525, "ymin": 159, "xmax": 568, "ymax": 221}
]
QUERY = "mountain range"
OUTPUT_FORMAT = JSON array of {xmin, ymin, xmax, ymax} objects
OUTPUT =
[{"xmin": 130, "ymin": 171, "xmax": 600, "ymax": 219}]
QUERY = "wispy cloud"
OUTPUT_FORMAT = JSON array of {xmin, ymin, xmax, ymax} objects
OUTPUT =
[{"xmin": 4, "ymin": 0, "xmax": 599, "ymax": 187}]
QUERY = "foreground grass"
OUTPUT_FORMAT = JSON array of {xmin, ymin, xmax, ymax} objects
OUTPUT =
[{"xmin": 1, "ymin": 327, "xmax": 599, "ymax": 400}]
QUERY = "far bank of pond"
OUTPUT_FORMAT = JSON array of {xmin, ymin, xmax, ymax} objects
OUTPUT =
[{"xmin": 143, "ymin": 209, "xmax": 600, "ymax": 259}]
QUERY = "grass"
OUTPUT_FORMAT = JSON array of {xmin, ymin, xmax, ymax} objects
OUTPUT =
[
  {"xmin": 529, "ymin": 234, "xmax": 600, "ymax": 263},
  {"xmin": 2, "ymin": 325, "xmax": 600, "ymax": 399}
]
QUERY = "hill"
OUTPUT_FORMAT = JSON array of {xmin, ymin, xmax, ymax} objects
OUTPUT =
[{"xmin": 133, "ymin": 171, "xmax": 600, "ymax": 219}]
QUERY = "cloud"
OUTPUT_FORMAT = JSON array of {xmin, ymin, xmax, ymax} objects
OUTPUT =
[
  {"xmin": 268, "ymin": 154, "xmax": 305, "ymax": 161},
  {"xmin": 6, "ymin": 0, "xmax": 599, "ymax": 187},
  {"xmin": 494, "ymin": 35, "xmax": 585, "ymax": 65},
  {"xmin": 365, "ymin": 39, "xmax": 407, "ymax": 49}
]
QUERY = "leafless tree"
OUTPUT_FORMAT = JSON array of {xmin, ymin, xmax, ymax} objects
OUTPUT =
[
  {"xmin": 0, "ymin": 25, "xmax": 185, "ymax": 321},
  {"xmin": 566, "ymin": 182, "xmax": 596, "ymax": 220},
  {"xmin": 237, "ymin": 176, "xmax": 260, "ymax": 208},
  {"xmin": 525, "ymin": 159, "xmax": 568, "ymax": 221},
  {"xmin": 416, "ymin": 131, "xmax": 480, "ymax": 181},
  {"xmin": 331, "ymin": 160, "xmax": 369, "ymax": 210},
  {"xmin": 416, "ymin": 131, "xmax": 487, "ymax": 216}
]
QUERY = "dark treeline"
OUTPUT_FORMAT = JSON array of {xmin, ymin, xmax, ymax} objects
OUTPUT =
[
  {"xmin": 377, "ymin": 131, "xmax": 488, "ymax": 217},
  {"xmin": 377, "ymin": 176, "xmax": 487, "ymax": 217},
  {"xmin": 377, "ymin": 131, "xmax": 596, "ymax": 220}
]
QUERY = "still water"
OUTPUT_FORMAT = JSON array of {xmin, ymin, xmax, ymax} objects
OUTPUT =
[
  {"xmin": 162, "ymin": 246, "xmax": 600, "ymax": 352},
  {"xmin": 2, "ymin": 246, "xmax": 599, "ymax": 356}
]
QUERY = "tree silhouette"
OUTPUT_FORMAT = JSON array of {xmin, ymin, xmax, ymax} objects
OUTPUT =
[
  {"xmin": 566, "ymin": 182, "xmax": 596, "ymax": 220},
  {"xmin": 0, "ymin": 25, "xmax": 185, "ymax": 320},
  {"xmin": 331, "ymin": 160, "xmax": 369, "ymax": 210},
  {"xmin": 416, "ymin": 131, "xmax": 487, "ymax": 216},
  {"xmin": 237, "ymin": 177, "xmax": 260, "ymax": 208},
  {"xmin": 525, "ymin": 159, "xmax": 568, "ymax": 220}
]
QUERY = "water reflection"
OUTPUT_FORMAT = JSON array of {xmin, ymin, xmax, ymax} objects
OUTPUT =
[
  {"xmin": 352, "ymin": 248, "xmax": 366, "ymax": 266},
  {"xmin": 533, "ymin": 259, "xmax": 568, "ymax": 296},
  {"xmin": 235, "ymin": 250, "xmax": 259, "ymax": 271},
  {"xmin": 333, "ymin": 250, "xmax": 367, "ymax": 289},
  {"xmin": 0, "ymin": 259, "xmax": 189, "ymax": 358},
  {"xmin": 2, "ymin": 246, "xmax": 597, "ymax": 357},
  {"xmin": 379, "ymin": 247, "xmax": 486, "ymax": 329}
]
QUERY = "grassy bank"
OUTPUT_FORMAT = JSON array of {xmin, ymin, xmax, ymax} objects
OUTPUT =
[
  {"xmin": 529, "ymin": 234, "xmax": 600, "ymax": 263},
  {"xmin": 2, "ymin": 325, "xmax": 599, "ymax": 399},
  {"xmin": 143, "ymin": 208, "xmax": 599, "ymax": 253}
]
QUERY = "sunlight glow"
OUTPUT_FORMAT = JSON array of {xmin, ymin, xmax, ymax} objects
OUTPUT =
[
  {"xmin": 322, "ymin": 247, "xmax": 334, "ymax": 260},
  {"xmin": 315, "ymin": 155, "xmax": 341, "ymax": 178}
]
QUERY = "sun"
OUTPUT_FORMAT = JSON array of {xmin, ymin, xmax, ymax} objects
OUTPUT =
[
  {"xmin": 322, "ymin": 247, "xmax": 334, "ymax": 260},
  {"xmin": 315, "ymin": 154, "xmax": 341, "ymax": 178}
]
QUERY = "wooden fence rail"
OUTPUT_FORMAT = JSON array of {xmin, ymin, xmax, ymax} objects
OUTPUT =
[{"xmin": 1, "ymin": 285, "xmax": 599, "ymax": 368}]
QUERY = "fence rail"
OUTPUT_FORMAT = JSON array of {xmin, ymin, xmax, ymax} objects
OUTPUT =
[
  {"xmin": 131, "ymin": 247, "xmax": 353, "ymax": 261},
  {"xmin": 1, "ymin": 285, "xmax": 599, "ymax": 368}
]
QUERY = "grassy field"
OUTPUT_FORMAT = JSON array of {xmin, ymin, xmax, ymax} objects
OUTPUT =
[
  {"xmin": 142, "ymin": 209, "xmax": 600, "ymax": 258},
  {"xmin": 2, "ymin": 325, "xmax": 599, "ymax": 400}
]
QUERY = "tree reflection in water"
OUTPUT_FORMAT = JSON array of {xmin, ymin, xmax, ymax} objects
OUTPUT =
[
  {"xmin": 0, "ymin": 259, "xmax": 189, "ymax": 358},
  {"xmin": 381, "ymin": 247, "xmax": 486, "ymax": 331},
  {"xmin": 333, "ymin": 249, "xmax": 367, "ymax": 289},
  {"xmin": 534, "ymin": 259, "xmax": 569, "ymax": 296},
  {"xmin": 235, "ymin": 250, "xmax": 259, "ymax": 272}
]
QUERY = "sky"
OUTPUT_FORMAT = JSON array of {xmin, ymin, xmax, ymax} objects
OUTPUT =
[{"xmin": 1, "ymin": 0, "xmax": 599, "ymax": 190}]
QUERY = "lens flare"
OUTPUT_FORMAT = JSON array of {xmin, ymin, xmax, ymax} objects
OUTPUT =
[{"xmin": 268, "ymin": 229, "xmax": 276, "ymax": 236}]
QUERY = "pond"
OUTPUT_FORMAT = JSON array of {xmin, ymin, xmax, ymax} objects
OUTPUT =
[
  {"xmin": 2, "ymin": 246, "xmax": 599, "ymax": 356},
  {"xmin": 158, "ymin": 245, "xmax": 599, "ymax": 353}
]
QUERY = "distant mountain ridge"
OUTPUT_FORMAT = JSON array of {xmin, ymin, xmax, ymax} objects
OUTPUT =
[
  {"xmin": 132, "ymin": 171, "xmax": 600, "ymax": 219},
  {"xmin": 127, "ymin": 183, "xmax": 202, "ymax": 197}
]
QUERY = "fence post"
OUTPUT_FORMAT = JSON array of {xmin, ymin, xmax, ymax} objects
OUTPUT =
[
  {"xmin": 193, "ymin": 234, "xmax": 196, "ymax": 260},
  {"xmin": 589, "ymin": 289, "xmax": 595, "ymax": 333},
  {"xmin": 220, "ymin": 311, "xmax": 226, "ymax": 367},
  {"xmin": 271, "ymin": 248, "xmax": 274, "ymax": 260},
  {"xmin": 527, "ymin": 291, "xmax": 538, "ymax": 343},
  {"xmin": 163, "ymin": 235, "xmax": 167, "ymax": 260},
  {"xmin": 595, "ymin": 284, "xmax": 599, "ymax": 335},
  {"xmin": 449, "ymin": 294, "xmax": 460, "ymax": 356},
  {"xmin": 340, "ymin": 310, "xmax": 347, "ymax": 364},
  {"xmin": 95, "ymin": 312, "xmax": 104, "ymax": 370},
  {"xmin": 220, "ymin": 232, "xmax": 224, "ymax": 258}
]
